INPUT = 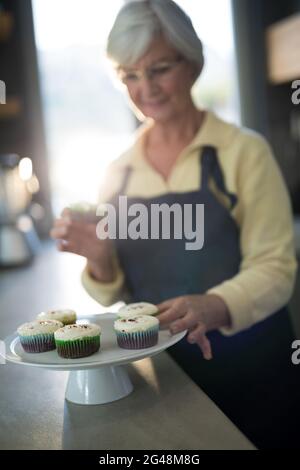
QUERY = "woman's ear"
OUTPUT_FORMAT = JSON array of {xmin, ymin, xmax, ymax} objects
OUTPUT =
[{"xmin": 190, "ymin": 62, "xmax": 202, "ymax": 85}]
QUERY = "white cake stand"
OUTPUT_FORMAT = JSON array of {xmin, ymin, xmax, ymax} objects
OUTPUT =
[{"xmin": 2, "ymin": 313, "xmax": 186, "ymax": 405}]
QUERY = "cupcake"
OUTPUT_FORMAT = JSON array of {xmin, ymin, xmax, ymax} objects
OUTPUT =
[
  {"xmin": 68, "ymin": 201, "xmax": 98, "ymax": 223},
  {"xmin": 54, "ymin": 323, "xmax": 101, "ymax": 359},
  {"xmin": 37, "ymin": 309, "xmax": 77, "ymax": 325},
  {"xmin": 114, "ymin": 315, "xmax": 159, "ymax": 349},
  {"xmin": 118, "ymin": 302, "xmax": 158, "ymax": 319},
  {"xmin": 17, "ymin": 320, "xmax": 63, "ymax": 353}
]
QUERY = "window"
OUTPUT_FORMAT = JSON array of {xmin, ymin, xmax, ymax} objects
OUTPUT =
[
  {"xmin": 32, "ymin": 0, "xmax": 135, "ymax": 213},
  {"xmin": 32, "ymin": 0, "xmax": 239, "ymax": 214}
]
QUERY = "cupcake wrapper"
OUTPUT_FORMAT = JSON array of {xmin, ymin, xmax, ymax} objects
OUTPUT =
[
  {"xmin": 55, "ymin": 336, "xmax": 100, "ymax": 359},
  {"xmin": 116, "ymin": 326, "xmax": 159, "ymax": 349},
  {"xmin": 20, "ymin": 333, "xmax": 56, "ymax": 353}
]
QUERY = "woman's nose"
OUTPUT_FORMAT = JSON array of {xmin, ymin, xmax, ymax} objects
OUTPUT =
[{"xmin": 138, "ymin": 75, "xmax": 161, "ymax": 95}]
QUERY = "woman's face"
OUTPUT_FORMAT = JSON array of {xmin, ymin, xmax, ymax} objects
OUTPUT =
[{"xmin": 119, "ymin": 36, "xmax": 198, "ymax": 123}]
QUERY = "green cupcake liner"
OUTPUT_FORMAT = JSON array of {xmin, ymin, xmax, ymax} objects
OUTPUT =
[{"xmin": 55, "ymin": 336, "xmax": 100, "ymax": 359}]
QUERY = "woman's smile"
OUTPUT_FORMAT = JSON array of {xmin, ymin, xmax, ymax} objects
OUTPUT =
[{"xmin": 142, "ymin": 98, "xmax": 169, "ymax": 107}]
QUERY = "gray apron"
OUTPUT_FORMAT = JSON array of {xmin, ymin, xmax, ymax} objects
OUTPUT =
[{"xmin": 109, "ymin": 146, "xmax": 300, "ymax": 449}]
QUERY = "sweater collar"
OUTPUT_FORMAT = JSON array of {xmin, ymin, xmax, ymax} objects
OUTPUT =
[{"xmin": 118, "ymin": 109, "xmax": 238, "ymax": 170}]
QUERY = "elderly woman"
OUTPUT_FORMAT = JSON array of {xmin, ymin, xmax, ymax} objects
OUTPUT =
[{"xmin": 51, "ymin": 0, "xmax": 299, "ymax": 449}]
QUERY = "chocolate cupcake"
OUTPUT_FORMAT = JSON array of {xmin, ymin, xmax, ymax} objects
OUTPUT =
[
  {"xmin": 54, "ymin": 323, "xmax": 101, "ymax": 359},
  {"xmin": 114, "ymin": 315, "xmax": 159, "ymax": 349},
  {"xmin": 17, "ymin": 320, "xmax": 63, "ymax": 353}
]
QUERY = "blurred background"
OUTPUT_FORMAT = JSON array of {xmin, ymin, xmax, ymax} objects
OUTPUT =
[{"xmin": 0, "ymin": 0, "xmax": 299, "ymax": 333}]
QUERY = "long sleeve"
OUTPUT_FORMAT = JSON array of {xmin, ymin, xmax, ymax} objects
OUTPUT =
[
  {"xmin": 81, "ymin": 251, "xmax": 130, "ymax": 306},
  {"xmin": 207, "ymin": 135, "xmax": 298, "ymax": 335}
]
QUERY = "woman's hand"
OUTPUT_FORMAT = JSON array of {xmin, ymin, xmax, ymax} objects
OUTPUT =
[
  {"xmin": 50, "ymin": 208, "xmax": 116, "ymax": 282},
  {"xmin": 156, "ymin": 294, "xmax": 231, "ymax": 360}
]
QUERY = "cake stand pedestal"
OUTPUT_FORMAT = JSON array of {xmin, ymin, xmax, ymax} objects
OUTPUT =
[{"xmin": 65, "ymin": 365, "xmax": 134, "ymax": 405}]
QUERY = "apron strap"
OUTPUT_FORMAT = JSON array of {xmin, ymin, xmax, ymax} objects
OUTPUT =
[
  {"xmin": 200, "ymin": 146, "xmax": 238, "ymax": 210},
  {"xmin": 116, "ymin": 148, "xmax": 238, "ymax": 209}
]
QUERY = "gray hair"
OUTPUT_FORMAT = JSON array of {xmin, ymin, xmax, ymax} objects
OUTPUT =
[{"xmin": 106, "ymin": 0, "xmax": 204, "ymax": 73}]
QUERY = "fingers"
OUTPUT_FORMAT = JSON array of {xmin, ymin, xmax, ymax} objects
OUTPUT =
[
  {"xmin": 56, "ymin": 239, "xmax": 69, "ymax": 251},
  {"xmin": 52, "ymin": 217, "xmax": 71, "ymax": 229},
  {"xmin": 187, "ymin": 323, "xmax": 212, "ymax": 360},
  {"xmin": 61, "ymin": 207, "xmax": 72, "ymax": 217},
  {"xmin": 50, "ymin": 213, "xmax": 72, "ymax": 240},
  {"xmin": 156, "ymin": 298, "xmax": 176, "ymax": 313},
  {"xmin": 198, "ymin": 334, "xmax": 212, "ymax": 360},
  {"xmin": 169, "ymin": 311, "xmax": 197, "ymax": 334},
  {"xmin": 50, "ymin": 225, "xmax": 69, "ymax": 240},
  {"xmin": 50, "ymin": 209, "xmax": 109, "ymax": 261},
  {"xmin": 157, "ymin": 296, "xmax": 190, "ymax": 327},
  {"xmin": 158, "ymin": 295, "xmax": 213, "ymax": 360},
  {"xmin": 157, "ymin": 305, "xmax": 182, "ymax": 328},
  {"xmin": 50, "ymin": 215, "xmax": 91, "ymax": 241},
  {"xmin": 56, "ymin": 240, "xmax": 81, "ymax": 254}
]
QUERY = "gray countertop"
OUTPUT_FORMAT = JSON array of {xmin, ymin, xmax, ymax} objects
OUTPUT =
[{"xmin": 0, "ymin": 241, "xmax": 255, "ymax": 450}]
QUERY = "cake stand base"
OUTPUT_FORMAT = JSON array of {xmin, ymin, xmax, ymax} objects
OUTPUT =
[{"xmin": 65, "ymin": 364, "xmax": 134, "ymax": 405}]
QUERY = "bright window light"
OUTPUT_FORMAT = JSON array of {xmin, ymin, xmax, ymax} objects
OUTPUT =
[{"xmin": 32, "ymin": 0, "xmax": 239, "ymax": 215}]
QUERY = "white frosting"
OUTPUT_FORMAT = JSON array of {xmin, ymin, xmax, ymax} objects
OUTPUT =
[
  {"xmin": 37, "ymin": 309, "xmax": 76, "ymax": 323},
  {"xmin": 17, "ymin": 320, "xmax": 63, "ymax": 336},
  {"xmin": 54, "ymin": 323, "xmax": 101, "ymax": 341},
  {"xmin": 118, "ymin": 302, "xmax": 158, "ymax": 318},
  {"xmin": 114, "ymin": 315, "xmax": 159, "ymax": 333}
]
